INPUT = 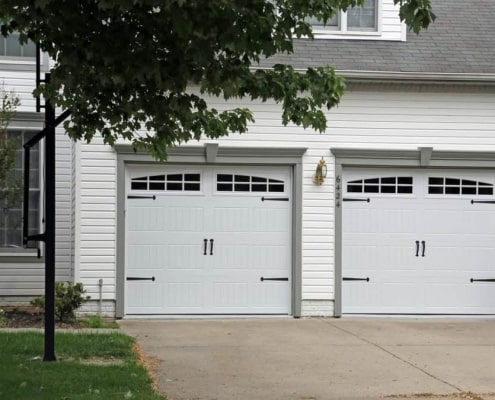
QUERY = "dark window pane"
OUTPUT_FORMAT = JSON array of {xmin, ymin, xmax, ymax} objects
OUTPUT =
[
  {"xmin": 234, "ymin": 183, "xmax": 250, "ymax": 191},
  {"xmin": 479, "ymin": 187, "xmax": 494, "ymax": 195},
  {"xmin": 149, "ymin": 175, "xmax": 165, "ymax": 181},
  {"xmin": 398, "ymin": 186, "xmax": 413, "ymax": 194},
  {"xmin": 167, "ymin": 174, "xmax": 182, "ymax": 182},
  {"xmin": 381, "ymin": 186, "xmax": 396, "ymax": 194},
  {"xmin": 131, "ymin": 182, "xmax": 147, "ymax": 190},
  {"xmin": 445, "ymin": 178, "xmax": 460, "ymax": 186},
  {"xmin": 446, "ymin": 186, "xmax": 460, "ymax": 195},
  {"xmin": 167, "ymin": 182, "xmax": 182, "ymax": 191},
  {"xmin": 364, "ymin": 178, "xmax": 379, "ymax": 184},
  {"xmin": 428, "ymin": 187, "xmax": 443, "ymax": 194},
  {"xmin": 133, "ymin": 176, "xmax": 147, "ymax": 181},
  {"xmin": 364, "ymin": 185, "xmax": 379, "ymax": 193},
  {"xmin": 252, "ymin": 176, "xmax": 267, "ymax": 183},
  {"xmin": 185, "ymin": 174, "xmax": 200, "ymax": 181},
  {"xmin": 461, "ymin": 187, "xmax": 476, "ymax": 195},
  {"xmin": 348, "ymin": 179, "xmax": 362, "ymax": 184},
  {"xmin": 479, "ymin": 182, "xmax": 492, "ymax": 187},
  {"xmin": 217, "ymin": 183, "xmax": 232, "ymax": 192},
  {"xmin": 381, "ymin": 177, "xmax": 396, "ymax": 184},
  {"xmin": 252, "ymin": 184, "xmax": 267, "ymax": 192},
  {"xmin": 217, "ymin": 174, "xmax": 232, "ymax": 182},
  {"xmin": 429, "ymin": 177, "xmax": 443, "ymax": 185},
  {"xmin": 269, "ymin": 178, "xmax": 283, "ymax": 184},
  {"xmin": 398, "ymin": 177, "xmax": 413, "ymax": 184},
  {"xmin": 149, "ymin": 182, "xmax": 165, "ymax": 191},
  {"xmin": 462, "ymin": 179, "xmax": 476, "ymax": 186},
  {"xmin": 235, "ymin": 175, "xmax": 250, "ymax": 183},
  {"xmin": 184, "ymin": 183, "xmax": 200, "ymax": 191},
  {"xmin": 347, "ymin": 184, "xmax": 362, "ymax": 193},
  {"xmin": 269, "ymin": 185, "xmax": 284, "ymax": 193}
]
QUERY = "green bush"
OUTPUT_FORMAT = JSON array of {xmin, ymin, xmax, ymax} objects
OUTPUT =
[{"xmin": 30, "ymin": 282, "xmax": 90, "ymax": 322}]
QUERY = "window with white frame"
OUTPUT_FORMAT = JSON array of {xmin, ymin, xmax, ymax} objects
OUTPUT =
[
  {"xmin": 0, "ymin": 131, "xmax": 41, "ymax": 249},
  {"xmin": 309, "ymin": 0, "xmax": 378, "ymax": 34},
  {"xmin": 0, "ymin": 31, "xmax": 37, "ymax": 58}
]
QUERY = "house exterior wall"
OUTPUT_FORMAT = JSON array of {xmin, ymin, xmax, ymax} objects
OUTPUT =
[
  {"xmin": 75, "ymin": 82, "xmax": 495, "ymax": 316},
  {"xmin": 0, "ymin": 67, "xmax": 73, "ymax": 304}
]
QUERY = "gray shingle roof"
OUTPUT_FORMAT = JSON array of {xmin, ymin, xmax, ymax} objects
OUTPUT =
[{"xmin": 263, "ymin": 0, "xmax": 495, "ymax": 75}]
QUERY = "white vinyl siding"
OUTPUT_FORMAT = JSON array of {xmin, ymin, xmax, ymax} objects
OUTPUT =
[{"xmin": 74, "ymin": 83, "xmax": 495, "ymax": 316}]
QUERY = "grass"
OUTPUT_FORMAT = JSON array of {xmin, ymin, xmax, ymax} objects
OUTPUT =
[{"xmin": 0, "ymin": 331, "xmax": 165, "ymax": 399}]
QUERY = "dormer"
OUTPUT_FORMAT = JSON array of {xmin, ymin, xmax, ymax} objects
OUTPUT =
[{"xmin": 309, "ymin": 0, "xmax": 406, "ymax": 41}]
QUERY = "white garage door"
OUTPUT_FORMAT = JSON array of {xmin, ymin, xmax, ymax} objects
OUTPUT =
[
  {"xmin": 343, "ymin": 168, "xmax": 495, "ymax": 315},
  {"xmin": 125, "ymin": 165, "xmax": 292, "ymax": 315}
]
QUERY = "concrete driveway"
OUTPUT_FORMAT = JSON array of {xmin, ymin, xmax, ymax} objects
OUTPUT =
[{"xmin": 119, "ymin": 318, "xmax": 495, "ymax": 400}]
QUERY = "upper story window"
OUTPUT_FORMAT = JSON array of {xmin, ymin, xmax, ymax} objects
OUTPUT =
[
  {"xmin": 309, "ymin": 0, "xmax": 379, "ymax": 36},
  {"xmin": 0, "ymin": 31, "xmax": 37, "ymax": 58}
]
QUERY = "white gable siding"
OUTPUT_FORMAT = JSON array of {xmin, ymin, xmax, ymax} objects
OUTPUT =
[{"xmin": 75, "ymin": 83, "xmax": 495, "ymax": 317}]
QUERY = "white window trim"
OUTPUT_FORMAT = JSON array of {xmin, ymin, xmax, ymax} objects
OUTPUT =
[{"xmin": 312, "ymin": 0, "xmax": 382, "ymax": 40}]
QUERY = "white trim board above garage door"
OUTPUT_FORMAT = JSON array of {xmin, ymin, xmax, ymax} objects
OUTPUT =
[
  {"xmin": 124, "ymin": 165, "xmax": 292, "ymax": 315},
  {"xmin": 342, "ymin": 168, "xmax": 495, "ymax": 315}
]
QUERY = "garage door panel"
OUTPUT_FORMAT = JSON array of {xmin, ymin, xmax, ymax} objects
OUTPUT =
[
  {"xmin": 126, "ymin": 165, "xmax": 291, "ymax": 315},
  {"xmin": 343, "ymin": 168, "xmax": 495, "ymax": 315}
]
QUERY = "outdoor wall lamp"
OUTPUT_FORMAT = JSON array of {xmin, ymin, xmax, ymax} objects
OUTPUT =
[{"xmin": 313, "ymin": 157, "xmax": 327, "ymax": 185}]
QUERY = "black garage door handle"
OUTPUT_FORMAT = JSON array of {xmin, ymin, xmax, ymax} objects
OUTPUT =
[
  {"xmin": 471, "ymin": 278, "xmax": 495, "ymax": 283},
  {"xmin": 343, "ymin": 277, "xmax": 370, "ymax": 282}
]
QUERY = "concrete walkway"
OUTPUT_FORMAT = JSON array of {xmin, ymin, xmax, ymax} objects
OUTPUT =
[{"xmin": 119, "ymin": 318, "xmax": 495, "ymax": 400}]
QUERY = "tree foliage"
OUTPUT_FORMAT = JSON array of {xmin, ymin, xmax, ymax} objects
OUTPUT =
[{"xmin": 0, "ymin": 0, "xmax": 434, "ymax": 159}]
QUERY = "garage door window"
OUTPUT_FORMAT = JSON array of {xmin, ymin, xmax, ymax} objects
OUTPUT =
[
  {"xmin": 131, "ymin": 173, "xmax": 201, "ymax": 192},
  {"xmin": 347, "ymin": 177, "xmax": 413, "ymax": 194},
  {"xmin": 216, "ymin": 174, "xmax": 284, "ymax": 193},
  {"xmin": 428, "ymin": 177, "xmax": 494, "ymax": 195}
]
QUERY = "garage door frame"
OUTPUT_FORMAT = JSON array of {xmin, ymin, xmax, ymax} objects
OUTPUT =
[
  {"xmin": 114, "ymin": 143, "xmax": 307, "ymax": 318},
  {"xmin": 332, "ymin": 147, "xmax": 495, "ymax": 317}
]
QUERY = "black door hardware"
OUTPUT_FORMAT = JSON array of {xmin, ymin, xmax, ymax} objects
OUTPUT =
[
  {"xmin": 260, "ymin": 277, "xmax": 289, "ymax": 282},
  {"xmin": 203, "ymin": 239, "xmax": 208, "ymax": 255},
  {"xmin": 421, "ymin": 240, "xmax": 426, "ymax": 257},
  {"xmin": 415, "ymin": 240, "xmax": 420, "ymax": 257},
  {"xmin": 471, "ymin": 200, "xmax": 495, "ymax": 204},
  {"xmin": 209, "ymin": 239, "xmax": 214, "ymax": 255},
  {"xmin": 471, "ymin": 278, "xmax": 495, "ymax": 283},
  {"xmin": 343, "ymin": 277, "xmax": 370, "ymax": 282},
  {"xmin": 126, "ymin": 276, "xmax": 156, "ymax": 281},
  {"xmin": 343, "ymin": 198, "xmax": 370, "ymax": 202},
  {"xmin": 261, "ymin": 197, "xmax": 289, "ymax": 202},
  {"xmin": 127, "ymin": 195, "xmax": 156, "ymax": 200}
]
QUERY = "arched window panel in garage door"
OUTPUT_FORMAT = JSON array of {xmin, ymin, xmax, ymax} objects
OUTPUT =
[
  {"xmin": 216, "ymin": 174, "xmax": 285, "ymax": 193},
  {"xmin": 428, "ymin": 177, "xmax": 494, "ymax": 196},
  {"xmin": 346, "ymin": 176, "xmax": 413, "ymax": 194},
  {"xmin": 131, "ymin": 173, "xmax": 201, "ymax": 192}
]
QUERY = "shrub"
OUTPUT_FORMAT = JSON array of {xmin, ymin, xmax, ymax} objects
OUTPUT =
[{"xmin": 30, "ymin": 282, "xmax": 90, "ymax": 322}]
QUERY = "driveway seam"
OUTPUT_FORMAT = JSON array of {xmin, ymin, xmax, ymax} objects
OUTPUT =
[{"xmin": 321, "ymin": 320, "xmax": 463, "ymax": 393}]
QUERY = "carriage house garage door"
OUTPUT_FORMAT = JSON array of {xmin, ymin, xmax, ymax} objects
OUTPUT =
[
  {"xmin": 125, "ymin": 165, "xmax": 292, "ymax": 315},
  {"xmin": 343, "ymin": 168, "xmax": 495, "ymax": 315}
]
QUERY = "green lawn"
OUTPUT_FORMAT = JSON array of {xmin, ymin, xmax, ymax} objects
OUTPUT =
[{"xmin": 0, "ymin": 332, "xmax": 165, "ymax": 399}]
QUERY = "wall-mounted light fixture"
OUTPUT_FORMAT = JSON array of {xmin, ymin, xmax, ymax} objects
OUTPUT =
[{"xmin": 313, "ymin": 157, "xmax": 327, "ymax": 185}]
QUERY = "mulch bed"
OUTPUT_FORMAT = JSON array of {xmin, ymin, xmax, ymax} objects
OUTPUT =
[{"xmin": 1, "ymin": 306, "xmax": 78, "ymax": 329}]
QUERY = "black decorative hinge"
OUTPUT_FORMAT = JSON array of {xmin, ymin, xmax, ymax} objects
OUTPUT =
[
  {"xmin": 261, "ymin": 197, "xmax": 289, "ymax": 202},
  {"xmin": 127, "ymin": 195, "xmax": 156, "ymax": 200},
  {"xmin": 260, "ymin": 277, "xmax": 289, "ymax": 282},
  {"xmin": 343, "ymin": 277, "xmax": 370, "ymax": 282},
  {"xmin": 471, "ymin": 278, "xmax": 495, "ymax": 283},
  {"xmin": 471, "ymin": 200, "xmax": 495, "ymax": 204},
  {"xmin": 126, "ymin": 276, "xmax": 156, "ymax": 281},
  {"xmin": 343, "ymin": 198, "xmax": 370, "ymax": 203}
]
